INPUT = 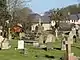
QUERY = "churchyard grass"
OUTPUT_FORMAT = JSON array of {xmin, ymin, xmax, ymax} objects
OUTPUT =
[{"xmin": 0, "ymin": 38, "xmax": 80, "ymax": 60}]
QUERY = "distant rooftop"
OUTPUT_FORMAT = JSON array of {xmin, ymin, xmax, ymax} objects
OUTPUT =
[{"xmin": 69, "ymin": 13, "xmax": 80, "ymax": 20}]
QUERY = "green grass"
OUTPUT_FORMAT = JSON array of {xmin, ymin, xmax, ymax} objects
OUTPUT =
[{"xmin": 0, "ymin": 39, "xmax": 80, "ymax": 60}]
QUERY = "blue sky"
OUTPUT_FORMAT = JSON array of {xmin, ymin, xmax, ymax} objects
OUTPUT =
[{"xmin": 27, "ymin": 0, "xmax": 78, "ymax": 13}]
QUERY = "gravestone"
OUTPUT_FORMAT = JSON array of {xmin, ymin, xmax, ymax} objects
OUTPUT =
[
  {"xmin": 68, "ymin": 31, "xmax": 74, "ymax": 44},
  {"xmin": 38, "ymin": 34, "xmax": 44, "ymax": 44},
  {"xmin": 45, "ymin": 34, "xmax": 55, "ymax": 50},
  {"xmin": 0, "ymin": 36, "xmax": 4, "ymax": 48},
  {"xmin": 18, "ymin": 40, "xmax": 24, "ymax": 49},
  {"xmin": 64, "ymin": 38, "xmax": 71, "ymax": 60},
  {"xmin": 18, "ymin": 40, "xmax": 25, "ymax": 54},
  {"xmin": 19, "ymin": 32, "xmax": 25, "ymax": 40},
  {"xmin": 8, "ymin": 28, "xmax": 12, "ymax": 41},
  {"xmin": 46, "ymin": 42, "xmax": 53, "ymax": 50},
  {"xmin": 33, "ymin": 42, "xmax": 39, "ymax": 47},
  {"xmin": 71, "ymin": 27, "xmax": 77, "ymax": 43},
  {"xmin": 2, "ymin": 38, "xmax": 11, "ymax": 49},
  {"xmin": 8, "ymin": 34, "xmax": 12, "ymax": 41},
  {"xmin": 78, "ymin": 28, "xmax": 80, "ymax": 39},
  {"xmin": 61, "ymin": 37, "xmax": 67, "ymax": 50},
  {"xmin": 64, "ymin": 37, "xmax": 78, "ymax": 60},
  {"xmin": 72, "ymin": 27, "xmax": 76, "ymax": 36},
  {"xmin": 45, "ymin": 34, "xmax": 55, "ymax": 43}
]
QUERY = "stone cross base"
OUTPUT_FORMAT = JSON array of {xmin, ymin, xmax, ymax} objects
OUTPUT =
[
  {"xmin": 65, "ymin": 53, "xmax": 78, "ymax": 60},
  {"xmin": 69, "ymin": 56, "xmax": 77, "ymax": 60}
]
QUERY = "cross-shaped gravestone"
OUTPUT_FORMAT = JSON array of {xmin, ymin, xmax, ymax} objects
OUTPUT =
[
  {"xmin": 64, "ymin": 37, "xmax": 78, "ymax": 60},
  {"xmin": 64, "ymin": 40, "xmax": 71, "ymax": 60}
]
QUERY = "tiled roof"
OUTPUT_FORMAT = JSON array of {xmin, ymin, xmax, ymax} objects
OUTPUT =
[
  {"xmin": 29, "ymin": 13, "xmax": 51, "ymax": 23},
  {"xmin": 69, "ymin": 13, "xmax": 80, "ymax": 20}
]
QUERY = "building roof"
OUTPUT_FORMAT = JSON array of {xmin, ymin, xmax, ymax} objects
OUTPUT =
[
  {"xmin": 41, "ymin": 15, "xmax": 51, "ymax": 23},
  {"xmin": 28, "ymin": 13, "xmax": 51, "ymax": 23},
  {"xmin": 69, "ymin": 13, "xmax": 80, "ymax": 20}
]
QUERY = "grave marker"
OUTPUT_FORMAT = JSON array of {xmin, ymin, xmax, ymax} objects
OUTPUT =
[{"xmin": 18, "ymin": 40, "xmax": 24, "ymax": 49}]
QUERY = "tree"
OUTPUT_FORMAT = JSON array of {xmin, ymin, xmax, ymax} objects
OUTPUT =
[
  {"xmin": 0, "ymin": 0, "xmax": 10, "ymax": 29},
  {"xmin": 14, "ymin": 7, "xmax": 32, "ymax": 32},
  {"xmin": 50, "ymin": 8, "xmax": 66, "ymax": 38},
  {"xmin": 6, "ymin": 0, "xmax": 32, "ymax": 27}
]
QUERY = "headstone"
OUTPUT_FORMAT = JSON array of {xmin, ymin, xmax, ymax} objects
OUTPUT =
[
  {"xmin": 0, "ymin": 36, "xmax": 4, "ymax": 48},
  {"xmin": 68, "ymin": 31, "xmax": 74, "ymax": 44},
  {"xmin": 78, "ymin": 29, "xmax": 80, "ymax": 39},
  {"xmin": 8, "ymin": 28, "xmax": 12, "ymax": 41},
  {"xmin": 38, "ymin": 34, "xmax": 44, "ymax": 44},
  {"xmin": 39, "ymin": 44, "xmax": 46, "ymax": 48},
  {"xmin": 46, "ymin": 42, "xmax": 53, "ymax": 50},
  {"xmin": 2, "ymin": 38, "xmax": 11, "ymax": 49},
  {"xmin": 45, "ymin": 34, "xmax": 55, "ymax": 50},
  {"xmin": 19, "ymin": 32, "xmax": 25, "ymax": 40},
  {"xmin": 19, "ymin": 33, "xmax": 22, "ymax": 40},
  {"xmin": 33, "ymin": 42, "xmax": 39, "ymax": 47},
  {"xmin": 45, "ymin": 34, "xmax": 55, "ymax": 43},
  {"xmin": 18, "ymin": 40, "xmax": 24, "ymax": 49},
  {"xmin": 61, "ymin": 38, "xmax": 66, "ymax": 50},
  {"xmin": 71, "ymin": 27, "xmax": 77, "ymax": 43},
  {"xmin": 72, "ymin": 27, "xmax": 76, "ymax": 36},
  {"xmin": 9, "ymin": 34, "xmax": 12, "ymax": 41},
  {"xmin": 18, "ymin": 40, "xmax": 25, "ymax": 54}
]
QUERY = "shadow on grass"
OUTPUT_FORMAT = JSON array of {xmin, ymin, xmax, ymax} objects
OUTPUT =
[
  {"xmin": 54, "ymin": 48, "xmax": 61, "ymax": 50},
  {"xmin": 35, "ymin": 54, "xmax": 55, "ymax": 59},
  {"xmin": 72, "ymin": 46, "xmax": 80, "ymax": 49},
  {"xmin": 42, "ymin": 47, "xmax": 61, "ymax": 51},
  {"xmin": 45, "ymin": 55, "xmax": 55, "ymax": 59}
]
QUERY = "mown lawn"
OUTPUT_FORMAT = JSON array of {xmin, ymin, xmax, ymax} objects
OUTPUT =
[{"xmin": 0, "ymin": 39, "xmax": 80, "ymax": 60}]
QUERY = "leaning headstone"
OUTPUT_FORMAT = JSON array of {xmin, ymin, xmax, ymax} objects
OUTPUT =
[{"xmin": 2, "ymin": 38, "xmax": 11, "ymax": 49}]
